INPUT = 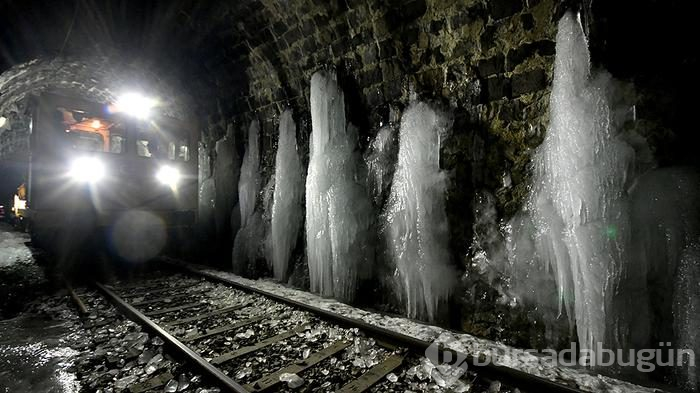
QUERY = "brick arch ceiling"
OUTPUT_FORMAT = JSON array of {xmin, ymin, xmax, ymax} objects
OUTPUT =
[{"xmin": 0, "ymin": 0, "xmax": 269, "ymax": 120}]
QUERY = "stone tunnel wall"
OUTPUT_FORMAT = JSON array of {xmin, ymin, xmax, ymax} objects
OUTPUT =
[
  {"xmin": 197, "ymin": 0, "xmax": 570, "ymax": 349},
  {"xmin": 193, "ymin": 0, "xmax": 690, "ymax": 350}
]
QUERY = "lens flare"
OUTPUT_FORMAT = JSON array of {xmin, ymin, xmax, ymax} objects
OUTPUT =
[
  {"xmin": 68, "ymin": 156, "xmax": 105, "ymax": 183},
  {"xmin": 156, "ymin": 166, "xmax": 181, "ymax": 187}
]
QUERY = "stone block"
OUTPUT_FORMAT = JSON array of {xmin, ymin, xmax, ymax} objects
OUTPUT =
[
  {"xmin": 483, "ymin": 76, "xmax": 511, "ymax": 101},
  {"xmin": 489, "ymin": 0, "xmax": 523, "ymax": 20},
  {"xmin": 378, "ymin": 39, "xmax": 396, "ymax": 58},
  {"xmin": 403, "ymin": 0, "xmax": 428, "ymax": 22},
  {"xmin": 520, "ymin": 13, "xmax": 535, "ymax": 30},
  {"xmin": 361, "ymin": 44, "xmax": 378, "ymax": 64},
  {"xmin": 301, "ymin": 19, "xmax": 316, "ymax": 36},
  {"xmin": 271, "ymin": 21, "xmax": 287, "ymax": 37},
  {"xmin": 511, "ymin": 69, "xmax": 546, "ymax": 97},
  {"xmin": 505, "ymin": 40, "xmax": 555, "ymax": 71},
  {"xmin": 480, "ymin": 24, "xmax": 497, "ymax": 51},
  {"xmin": 283, "ymin": 27, "xmax": 302, "ymax": 44},
  {"xmin": 477, "ymin": 55, "xmax": 505, "ymax": 77},
  {"xmin": 430, "ymin": 20, "xmax": 444, "ymax": 34},
  {"xmin": 450, "ymin": 11, "xmax": 473, "ymax": 28},
  {"xmin": 360, "ymin": 67, "xmax": 382, "ymax": 86}
]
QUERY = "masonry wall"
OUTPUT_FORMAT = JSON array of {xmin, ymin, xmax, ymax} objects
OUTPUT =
[
  {"xmin": 196, "ymin": 0, "xmax": 696, "ymax": 349},
  {"xmin": 193, "ymin": 0, "xmax": 566, "ymax": 348}
]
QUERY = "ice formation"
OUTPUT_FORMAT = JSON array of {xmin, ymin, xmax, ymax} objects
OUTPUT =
[
  {"xmin": 198, "ymin": 142, "xmax": 216, "ymax": 237},
  {"xmin": 271, "ymin": 110, "xmax": 304, "ymax": 281},
  {"xmin": 498, "ymin": 14, "xmax": 700, "ymax": 377},
  {"xmin": 507, "ymin": 11, "xmax": 637, "ymax": 351},
  {"xmin": 363, "ymin": 125, "xmax": 397, "ymax": 206},
  {"xmin": 232, "ymin": 120, "xmax": 263, "ymax": 273},
  {"xmin": 238, "ymin": 120, "xmax": 261, "ymax": 227},
  {"xmin": 384, "ymin": 101, "xmax": 456, "ymax": 322},
  {"xmin": 674, "ymin": 242, "xmax": 700, "ymax": 392},
  {"xmin": 213, "ymin": 126, "xmax": 240, "ymax": 240},
  {"xmin": 305, "ymin": 70, "xmax": 373, "ymax": 302}
]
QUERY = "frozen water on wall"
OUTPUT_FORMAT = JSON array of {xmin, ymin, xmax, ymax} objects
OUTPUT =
[
  {"xmin": 198, "ymin": 178, "xmax": 215, "ymax": 236},
  {"xmin": 238, "ymin": 120, "xmax": 261, "ymax": 227},
  {"xmin": 364, "ymin": 125, "xmax": 398, "ymax": 206},
  {"xmin": 261, "ymin": 176, "xmax": 276, "ymax": 270},
  {"xmin": 674, "ymin": 242, "xmax": 700, "ymax": 392},
  {"xmin": 384, "ymin": 101, "xmax": 455, "ymax": 322},
  {"xmin": 306, "ymin": 70, "xmax": 373, "ymax": 302},
  {"xmin": 214, "ymin": 127, "xmax": 240, "ymax": 242},
  {"xmin": 232, "ymin": 211, "xmax": 265, "ymax": 275},
  {"xmin": 491, "ymin": 14, "xmax": 700, "ymax": 374},
  {"xmin": 233, "ymin": 120, "xmax": 262, "ymax": 273},
  {"xmin": 508, "ymin": 11, "xmax": 637, "ymax": 351},
  {"xmin": 198, "ymin": 141, "xmax": 216, "ymax": 237},
  {"xmin": 271, "ymin": 110, "xmax": 304, "ymax": 281}
]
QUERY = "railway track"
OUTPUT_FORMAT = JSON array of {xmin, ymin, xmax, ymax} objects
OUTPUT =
[{"xmin": 94, "ymin": 264, "xmax": 587, "ymax": 393}]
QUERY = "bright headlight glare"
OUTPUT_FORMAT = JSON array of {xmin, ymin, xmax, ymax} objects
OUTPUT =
[
  {"xmin": 69, "ymin": 157, "xmax": 105, "ymax": 182},
  {"xmin": 156, "ymin": 166, "xmax": 181, "ymax": 187},
  {"xmin": 114, "ymin": 92, "xmax": 156, "ymax": 119}
]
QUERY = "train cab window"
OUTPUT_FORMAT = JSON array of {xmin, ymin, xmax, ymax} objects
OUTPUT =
[
  {"xmin": 110, "ymin": 134, "xmax": 126, "ymax": 154},
  {"xmin": 178, "ymin": 141, "xmax": 190, "ymax": 161},
  {"xmin": 167, "ymin": 142, "xmax": 177, "ymax": 160},
  {"xmin": 136, "ymin": 139, "xmax": 154, "ymax": 158},
  {"xmin": 69, "ymin": 131, "xmax": 104, "ymax": 151},
  {"xmin": 57, "ymin": 107, "xmax": 124, "ymax": 154}
]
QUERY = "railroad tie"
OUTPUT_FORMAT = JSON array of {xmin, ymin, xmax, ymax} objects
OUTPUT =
[
  {"xmin": 164, "ymin": 303, "xmax": 249, "ymax": 326},
  {"xmin": 336, "ymin": 353, "xmax": 405, "ymax": 393},
  {"xmin": 244, "ymin": 340, "xmax": 351, "ymax": 391},
  {"xmin": 211, "ymin": 324, "xmax": 310, "ymax": 366},
  {"xmin": 180, "ymin": 315, "xmax": 265, "ymax": 343}
]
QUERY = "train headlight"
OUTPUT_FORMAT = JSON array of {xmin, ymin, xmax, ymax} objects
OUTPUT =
[
  {"xmin": 69, "ymin": 157, "xmax": 105, "ymax": 183},
  {"xmin": 156, "ymin": 166, "xmax": 181, "ymax": 187},
  {"xmin": 114, "ymin": 92, "xmax": 156, "ymax": 119}
]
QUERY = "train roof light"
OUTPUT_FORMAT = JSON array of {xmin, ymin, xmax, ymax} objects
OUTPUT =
[{"xmin": 114, "ymin": 92, "xmax": 156, "ymax": 119}]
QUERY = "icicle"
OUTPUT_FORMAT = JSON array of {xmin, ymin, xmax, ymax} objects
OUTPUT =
[
  {"xmin": 271, "ymin": 110, "xmax": 304, "ymax": 281},
  {"xmin": 306, "ymin": 70, "xmax": 373, "ymax": 302},
  {"xmin": 233, "ymin": 120, "xmax": 262, "ymax": 273},
  {"xmin": 384, "ymin": 101, "xmax": 455, "ymax": 322}
]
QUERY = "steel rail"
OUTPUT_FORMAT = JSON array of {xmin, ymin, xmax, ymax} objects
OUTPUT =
[
  {"xmin": 94, "ymin": 282, "xmax": 249, "ymax": 393},
  {"xmin": 172, "ymin": 262, "xmax": 589, "ymax": 393}
]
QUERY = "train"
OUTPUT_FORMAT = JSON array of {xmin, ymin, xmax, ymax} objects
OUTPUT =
[{"xmin": 23, "ymin": 92, "xmax": 198, "ymax": 263}]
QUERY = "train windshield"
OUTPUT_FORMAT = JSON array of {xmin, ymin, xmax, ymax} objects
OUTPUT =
[
  {"xmin": 134, "ymin": 125, "xmax": 190, "ymax": 161},
  {"xmin": 57, "ymin": 107, "xmax": 126, "ymax": 154}
]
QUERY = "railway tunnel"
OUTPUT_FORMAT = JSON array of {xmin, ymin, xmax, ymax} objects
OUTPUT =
[{"xmin": 1, "ymin": 0, "xmax": 699, "ymax": 392}]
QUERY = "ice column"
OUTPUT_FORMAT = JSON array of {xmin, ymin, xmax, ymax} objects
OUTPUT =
[
  {"xmin": 384, "ymin": 101, "xmax": 456, "ymax": 322},
  {"xmin": 271, "ymin": 110, "xmax": 304, "ymax": 281},
  {"xmin": 232, "ymin": 120, "xmax": 262, "ymax": 273},
  {"xmin": 238, "ymin": 120, "xmax": 261, "ymax": 227},
  {"xmin": 512, "ymin": 12, "xmax": 636, "ymax": 351},
  {"xmin": 306, "ymin": 70, "xmax": 373, "ymax": 302}
]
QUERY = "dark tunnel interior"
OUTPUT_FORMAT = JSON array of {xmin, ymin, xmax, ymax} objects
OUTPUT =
[{"xmin": 1, "ymin": 0, "xmax": 699, "ymax": 392}]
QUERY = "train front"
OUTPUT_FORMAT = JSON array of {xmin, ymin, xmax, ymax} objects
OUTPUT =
[{"xmin": 27, "ymin": 92, "xmax": 198, "ymax": 262}]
